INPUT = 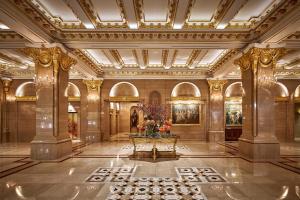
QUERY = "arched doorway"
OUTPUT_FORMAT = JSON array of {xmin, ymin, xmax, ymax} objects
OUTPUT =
[
  {"xmin": 65, "ymin": 82, "xmax": 81, "ymax": 141},
  {"xmin": 108, "ymin": 82, "xmax": 141, "ymax": 140},
  {"xmin": 15, "ymin": 82, "xmax": 36, "ymax": 143},
  {"xmin": 294, "ymin": 84, "xmax": 300, "ymax": 141}
]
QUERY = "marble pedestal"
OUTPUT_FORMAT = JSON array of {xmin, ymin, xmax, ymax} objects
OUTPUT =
[
  {"xmin": 238, "ymin": 138, "xmax": 280, "ymax": 161},
  {"xmin": 31, "ymin": 138, "xmax": 72, "ymax": 160},
  {"xmin": 208, "ymin": 130, "xmax": 225, "ymax": 142}
]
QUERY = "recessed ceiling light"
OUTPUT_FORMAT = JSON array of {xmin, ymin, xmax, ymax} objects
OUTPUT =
[
  {"xmin": 216, "ymin": 23, "xmax": 227, "ymax": 29},
  {"xmin": 173, "ymin": 24, "xmax": 183, "ymax": 29},
  {"xmin": 128, "ymin": 23, "xmax": 138, "ymax": 29},
  {"xmin": 83, "ymin": 23, "xmax": 95, "ymax": 29},
  {"xmin": 0, "ymin": 24, "xmax": 9, "ymax": 29}
]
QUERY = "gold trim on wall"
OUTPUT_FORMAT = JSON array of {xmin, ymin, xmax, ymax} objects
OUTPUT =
[
  {"xmin": 68, "ymin": 96, "xmax": 81, "ymax": 102},
  {"xmin": 225, "ymin": 96, "xmax": 242, "ymax": 101},
  {"xmin": 109, "ymin": 96, "xmax": 140, "ymax": 102},
  {"xmin": 170, "ymin": 96, "xmax": 201, "ymax": 101},
  {"xmin": 275, "ymin": 96, "xmax": 289, "ymax": 102},
  {"xmin": 15, "ymin": 96, "xmax": 36, "ymax": 101},
  {"xmin": 294, "ymin": 97, "xmax": 300, "ymax": 102}
]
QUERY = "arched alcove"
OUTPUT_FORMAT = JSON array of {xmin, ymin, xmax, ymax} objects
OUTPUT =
[
  {"xmin": 273, "ymin": 82, "xmax": 289, "ymax": 98},
  {"xmin": 109, "ymin": 82, "xmax": 139, "ymax": 101},
  {"xmin": 15, "ymin": 82, "xmax": 36, "ymax": 98},
  {"xmin": 225, "ymin": 82, "xmax": 243, "ymax": 98},
  {"xmin": 294, "ymin": 84, "xmax": 300, "ymax": 141},
  {"xmin": 171, "ymin": 82, "xmax": 201, "ymax": 98},
  {"xmin": 65, "ymin": 82, "xmax": 81, "ymax": 98},
  {"xmin": 15, "ymin": 82, "xmax": 36, "ymax": 142}
]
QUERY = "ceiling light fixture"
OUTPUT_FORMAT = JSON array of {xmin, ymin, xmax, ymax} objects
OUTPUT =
[
  {"xmin": 83, "ymin": 23, "xmax": 95, "ymax": 29},
  {"xmin": 216, "ymin": 23, "xmax": 228, "ymax": 29},
  {"xmin": 173, "ymin": 24, "xmax": 183, "ymax": 29},
  {"xmin": 128, "ymin": 23, "xmax": 138, "ymax": 29},
  {"xmin": 0, "ymin": 24, "xmax": 9, "ymax": 29}
]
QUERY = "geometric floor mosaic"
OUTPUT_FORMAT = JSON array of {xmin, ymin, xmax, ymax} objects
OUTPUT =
[
  {"xmin": 86, "ymin": 167, "xmax": 227, "ymax": 199},
  {"xmin": 176, "ymin": 167, "xmax": 227, "ymax": 183}
]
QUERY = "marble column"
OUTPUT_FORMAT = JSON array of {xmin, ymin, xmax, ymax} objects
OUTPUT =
[
  {"xmin": 24, "ymin": 46, "xmax": 77, "ymax": 160},
  {"xmin": 1, "ymin": 78, "xmax": 12, "ymax": 143},
  {"xmin": 207, "ymin": 79, "xmax": 227, "ymax": 142},
  {"xmin": 83, "ymin": 79, "xmax": 103, "ymax": 142},
  {"xmin": 234, "ymin": 44, "xmax": 285, "ymax": 161}
]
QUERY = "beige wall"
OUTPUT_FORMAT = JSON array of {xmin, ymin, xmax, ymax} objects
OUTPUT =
[
  {"xmin": 100, "ymin": 79, "xmax": 209, "ymax": 140},
  {"xmin": 2, "ymin": 78, "xmax": 300, "ymax": 143}
]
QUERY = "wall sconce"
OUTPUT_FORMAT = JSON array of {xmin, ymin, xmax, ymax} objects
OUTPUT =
[
  {"xmin": 87, "ymin": 93, "xmax": 99, "ymax": 102},
  {"xmin": 33, "ymin": 74, "xmax": 55, "ymax": 88}
]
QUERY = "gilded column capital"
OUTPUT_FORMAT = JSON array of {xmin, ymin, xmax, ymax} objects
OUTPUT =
[
  {"xmin": 23, "ymin": 46, "xmax": 77, "ymax": 71},
  {"xmin": 1, "ymin": 78, "xmax": 12, "ymax": 93},
  {"xmin": 207, "ymin": 79, "xmax": 227, "ymax": 94},
  {"xmin": 234, "ymin": 47, "xmax": 286, "ymax": 72},
  {"xmin": 83, "ymin": 79, "xmax": 103, "ymax": 93}
]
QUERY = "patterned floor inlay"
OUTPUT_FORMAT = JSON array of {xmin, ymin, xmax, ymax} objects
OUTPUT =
[
  {"xmin": 176, "ymin": 167, "xmax": 227, "ymax": 183},
  {"xmin": 86, "ymin": 166, "xmax": 226, "ymax": 199},
  {"xmin": 106, "ymin": 177, "xmax": 207, "ymax": 200},
  {"xmin": 86, "ymin": 167, "xmax": 135, "ymax": 183}
]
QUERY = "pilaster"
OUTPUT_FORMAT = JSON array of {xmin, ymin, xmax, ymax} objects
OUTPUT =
[
  {"xmin": 207, "ymin": 79, "xmax": 227, "ymax": 142},
  {"xmin": 83, "ymin": 79, "xmax": 103, "ymax": 142},
  {"xmin": 1, "ymin": 78, "xmax": 12, "ymax": 143}
]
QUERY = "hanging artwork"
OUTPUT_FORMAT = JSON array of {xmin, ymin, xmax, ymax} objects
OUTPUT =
[
  {"xmin": 68, "ymin": 113, "xmax": 78, "ymax": 139},
  {"xmin": 225, "ymin": 102, "xmax": 242, "ymax": 126},
  {"xmin": 172, "ymin": 104, "xmax": 200, "ymax": 124}
]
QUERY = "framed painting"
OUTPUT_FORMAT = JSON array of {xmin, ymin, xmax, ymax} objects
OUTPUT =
[
  {"xmin": 225, "ymin": 102, "xmax": 242, "ymax": 126},
  {"xmin": 172, "ymin": 104, "xmax": 200, "ymax": 124}
]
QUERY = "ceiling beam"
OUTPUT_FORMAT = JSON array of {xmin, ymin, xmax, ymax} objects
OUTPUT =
[
  {"xmin": 64, "ymin": 41, "xmax": 246, "ymax": 49},
  {"xmin": 214, "ymin": 0, "xmax": 248, "ymax": 29},
  {"xmin": 65, "ymin": 0, "xmax": 97, "ymax": 29},
  {"xmin": 259, "ymin": 6, "xmax": 300, "ymax": 44},
  {"xmin": 173, "ymin": 0, "xmax": 190, "ymax": 29},
  {"xmin": 135, "ymin": 49, "xmax": 145, "ymax": 69},
  {"xmin": 122, "ymin": 0, "xmax": 138, "ymax": 29},
  {"xmin": 0, "ymin": 0, "xmax": 52, "ymax": 43},
  {"xmin": 102, "ymin": 49, "xmax": 122, "ymax": 69}
]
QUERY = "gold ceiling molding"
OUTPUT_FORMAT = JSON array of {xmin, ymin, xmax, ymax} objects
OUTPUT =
[
  {"xmin": 275, "ymin": 69, "xmax": 300, "ymax": 77},
  {"xmin": 104, "ymin": 69, "xmax": 207, "ymax": 77},
  {"xmin": 253, "ymin": 0, "xmax": 299, "ymax": 36},
  {"xmin": 14, "ymin": 0, "xmax": 59, "ymax": 34},
  {"xmin": 110, "ymin": 49, "xmax": 138, "ymax": 68},
  {"xmin": 109, "ymin": 96, "xmax": 139, "ymax": 102},
  {"xmin": 59, "ymin": 32, "xmax": 251, "ymax": 41},
  {"xmin": 287, "ymin": 32, "xmax": 300, "ymax": 40},
  {"xmin": 208, "ymin": 49, "xmax": 238, "ymax": 75},
  {"xmin": 0, "ymin": 52, "xmax": 23, "ymax": 66},
  {"xmin": 162, "ymin": 49, "xmax": 169, "ymax": 67},
  {"xmin": 134, "ymin": 0, "xmax": 177, "ymax": 29},
  {"xmin": 30, "ymin": 0, "xmax": 83, "ymax": 29},
  {"xmin": 170, "ymin": 50, "xmax": 178, "ymax": 67},
  {"xmin": 79, "ymin": 0, "xmax": 127, "ymax": 28},
  {"xmin": 132, "ymin": 50, "xmax": 139, "ymax": 66},
  {"xmin": 142, "ymin": 49, "xmax": 148, "ymax": 66},
  {"xmin": 213, "ymin": 0, "xmax": 234, "ymax": 26},
  {"xmin": 71, "ymin": 49, "xmax": 103, "ymax": 76},
  {"xmin": 0, "ymin": 32, "xmax": 24, "ymax": 40}
]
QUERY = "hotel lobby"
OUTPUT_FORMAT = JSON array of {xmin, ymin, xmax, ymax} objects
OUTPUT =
[{"xmin": 0, "ymin": 0, "xmax": 300, "ymax": 199}]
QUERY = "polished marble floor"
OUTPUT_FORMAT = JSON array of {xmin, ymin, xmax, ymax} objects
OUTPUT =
[{"xmin": 0, "ymin": 141, "xmax": 299, "ymax": 199}]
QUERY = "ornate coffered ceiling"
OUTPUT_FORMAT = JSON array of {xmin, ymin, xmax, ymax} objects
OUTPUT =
[{"xmin": 0, "ymin": 0, "xmax": 299, "ymax": 80}]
